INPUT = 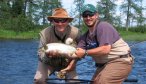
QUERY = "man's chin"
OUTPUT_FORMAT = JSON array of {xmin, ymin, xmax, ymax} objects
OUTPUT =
[
  {"xmin": 85, "ymin": 21, "xmax": 96, "ymax": 27},
  {"xmin": 86, "ymin": 24, "xmax": 94, "ymax": 27}
]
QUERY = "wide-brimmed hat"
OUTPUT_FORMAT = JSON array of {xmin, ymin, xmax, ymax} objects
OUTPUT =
[{"xmin": 47, "ymin": 8, "xmax": 73, "ymax": 22}]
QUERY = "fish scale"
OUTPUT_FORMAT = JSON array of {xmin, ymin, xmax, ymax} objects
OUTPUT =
[{"xmin": 44, "ymin": 43, "xmax": 77, "ymax": 59}]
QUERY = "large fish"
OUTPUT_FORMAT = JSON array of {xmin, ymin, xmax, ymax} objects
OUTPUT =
[{"xmin": 41, "ymin": 43, "xmax": 78, "ymax": 59}]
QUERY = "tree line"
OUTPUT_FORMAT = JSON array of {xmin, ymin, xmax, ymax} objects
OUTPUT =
[{"xmin": 0, "ymin": 0, "xmax": 146, "ymax": 32}]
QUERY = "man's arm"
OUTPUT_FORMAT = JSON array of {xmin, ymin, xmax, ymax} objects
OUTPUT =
[
  {"xmin": 60, "ymin": 59, "xmax": 78, "ymax": 72},
  {"xmin": 75, "ymin": 44, "xmax": 111, "ymax": 58}
]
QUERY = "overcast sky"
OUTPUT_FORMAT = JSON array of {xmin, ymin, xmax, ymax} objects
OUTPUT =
[
  {"xmin": 61, "ymin": 0, "xmax": 97, "ymax": 12},
  {"xmin": 61, "ymin": 0, "xmax": 146, "ymax": 15},
  {"xmin": 60, "ymin": 0, "xmax": 146, "ymax": 26}
]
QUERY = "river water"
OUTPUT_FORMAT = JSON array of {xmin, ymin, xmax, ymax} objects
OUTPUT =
[{"xmin": 0, "ymin": 40, "xmax": 146, "ymax": 84}]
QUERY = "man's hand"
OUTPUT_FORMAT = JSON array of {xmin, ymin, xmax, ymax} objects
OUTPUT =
[
  {"xmin": 75, "ymin": 48, "xmax": 86, "ymax": 58},
  {"xmin": 60, "ymin": 59, "xmax": 76, "ymax": 72}
]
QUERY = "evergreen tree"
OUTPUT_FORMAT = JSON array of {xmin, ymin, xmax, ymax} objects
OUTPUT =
[
  {"xmin": 97, "ymin": 0, "xmax": 117, "ymax": 24},
  {"xmin": 73, "ymin": 0, "xmax": 85, "ymax": 31},
  {"xmin": 120, "ymin": 0, "xmax": 145, "ymax": 31}
]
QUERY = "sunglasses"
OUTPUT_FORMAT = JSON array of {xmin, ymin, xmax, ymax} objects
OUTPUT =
[
  {"xmin": 82, "ymin": 12, "xmax": 95, "ymax": 18},
  {"xmin": 53, "ymin": 19, "xmax": 68, "ymax": 23}
]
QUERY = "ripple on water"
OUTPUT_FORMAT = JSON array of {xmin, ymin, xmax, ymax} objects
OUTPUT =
[{"xmin": 0, "ymin": 40, "xmax": 146, "ymax": 84}]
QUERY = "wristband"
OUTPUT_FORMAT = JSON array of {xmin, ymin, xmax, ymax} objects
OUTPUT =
[{"xmin": 84, "ymin": 50, "xmax": 88, "ymax": 56}]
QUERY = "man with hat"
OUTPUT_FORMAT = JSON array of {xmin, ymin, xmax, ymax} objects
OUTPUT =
[
  {"xmin": 34, "ymin": 8, "xmax": 80, "ymax": 84},
  {"xmin": 75, "ymin": 4, "xmax": 134, "ymax": 84}
]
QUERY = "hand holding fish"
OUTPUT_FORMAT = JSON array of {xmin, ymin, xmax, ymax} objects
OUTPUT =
[
  {"xmin": 60, "ymin": 59, "xmax": 76, "ymax": 72},
  {"xmin": 75, "ymin": 48, "xmax": 86, "ymax": 58},
  {"xmin": 57, "ymin": 59, "xmax": 76, "ymax": 79}
]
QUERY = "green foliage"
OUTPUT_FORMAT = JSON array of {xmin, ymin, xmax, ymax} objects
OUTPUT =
[
  {"xmin": 0, "ymin": 0, "xmax": 11, "ymax": 19},
  {"xmin": 97, "ymin": 0, "xmax": 117, "ymax": 23},
  {"xmin": 0, "ymin": 26, "xmax": 43, "ymax": 39},
  {"xmin": 120, "ymin": 0, "xmax": 145, "ymax": 27},
  {"xmin": 119, "ymin": 30, "xmax": 146, "ymax": 41},
  {"xmin": 129, "ymin": 25, "xmax": 146, "ymax": 33},
  {"xmin": 116, "ymin": 25, "xmax": 146, "ymax": 33},
  {"xmin": 0, "ymin": 15, "xmax": 36, "ymax": 32},
  {"xmin": 113, "ymin": 25, "xmax": 146, "ymax": 41},
  {"xmin": 80, "ymin": 23, "xmax": 88, "ymax": 34},
  {"xmin": 11, "ymin": 0, "xmax": 24, "ymax": 17},
  {"xmin": 0, "ymin": 0, "xmax": 146, "ymax": 40},
  {"xmin": 0, "ymin": 26, "xmax": 42, "ymax": 39}
]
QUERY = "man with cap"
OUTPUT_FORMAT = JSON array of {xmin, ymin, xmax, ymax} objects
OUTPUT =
[
  {"xmin": 34, "ymin": 8, "xmax": 80, "ymax": 84},
  {"xmin": 75, "ymin": 4, "xmax": 134, "ymax": 84}
]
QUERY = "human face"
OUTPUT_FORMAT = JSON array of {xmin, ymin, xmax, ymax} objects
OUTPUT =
[
  {"xmin": 52, "ymin": 18, "xmax": 69, "ymax": 32},
  {"xmin": 82, "ymin": 11, "xmax": 98, "ymax": 27}
]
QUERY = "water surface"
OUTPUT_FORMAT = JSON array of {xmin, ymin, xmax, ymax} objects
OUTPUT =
[{"xmin": 0, "ymin": 40, "xmax": 146, "ymax": 84}]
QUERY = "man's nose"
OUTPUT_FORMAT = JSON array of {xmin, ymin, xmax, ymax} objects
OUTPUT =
[
  {"xmin": 86, "ymin": 15, "xmax": 91, "ymax": 19},
  {"xmin": 58, "ymin": 22, "xmax": 63, "ymax": 25}
]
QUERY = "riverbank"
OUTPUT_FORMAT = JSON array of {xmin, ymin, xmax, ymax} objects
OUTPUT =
[
  {"xmin": 119, "ymin": 31, "xmax": 146, "ymax": 41},
  {"xmin": 0, "ymin": 29, "xmax": 146, "ymax": 41},
  {"xmin": 0, "ymin": 29, "xmax": 40, "ymax": 40}
]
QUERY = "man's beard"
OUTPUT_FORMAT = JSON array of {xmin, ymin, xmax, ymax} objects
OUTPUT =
[{"xmin": 86, "ymin": 20, "xmax": 96, "ymax": 27}]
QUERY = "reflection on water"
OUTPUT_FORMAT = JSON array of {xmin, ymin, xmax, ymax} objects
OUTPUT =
[
  {"xmin": 0, "ymin": 40, "xmax": 38, "ymax": 84},
  {"xmin": 0, "ymin": 40, "xmax": 146, "ymax": 84}
]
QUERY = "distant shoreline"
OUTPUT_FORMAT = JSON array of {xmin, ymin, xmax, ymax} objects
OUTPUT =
[{"xmin": 0, "ymin": 29, "xmax": 146, "ymax": 41}]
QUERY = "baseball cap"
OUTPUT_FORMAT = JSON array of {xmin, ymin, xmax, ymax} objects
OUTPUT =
[{"xmin": 81, "ymin": 4, "xmax": 97, "ymax": 14}]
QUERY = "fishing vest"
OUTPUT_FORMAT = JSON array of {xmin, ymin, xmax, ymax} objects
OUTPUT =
[{"xmin": 92, "ymin": 38, "xmax": 131, "ymax": 63}]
